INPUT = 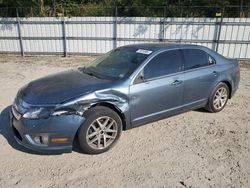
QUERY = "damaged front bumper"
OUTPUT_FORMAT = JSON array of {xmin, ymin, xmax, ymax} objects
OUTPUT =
[{"xmin": 10, "ymin": 106, "xmax": 85, "ymax": 153}]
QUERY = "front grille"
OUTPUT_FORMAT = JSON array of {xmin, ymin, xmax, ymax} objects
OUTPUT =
[{"xmin": 12, "ymin": 126, "xmax": 22, "ymax": 141}]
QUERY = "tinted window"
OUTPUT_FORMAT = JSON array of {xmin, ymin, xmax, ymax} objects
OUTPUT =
[
  {"xmin": 144, "ymin": 50, "xmax": 183, "ymax": 80},
  {"xmin": 182, "ymin": 49, "xmax": 208, "ymax": 70}
]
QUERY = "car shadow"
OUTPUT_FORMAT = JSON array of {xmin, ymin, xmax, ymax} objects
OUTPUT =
[
  {"xmin": 193, "ymin": 108, "xmax": 210, "ymax": 113},
  {"xmin": 0, "ymin": 105, "xmax": 63, "ymax": 155}
]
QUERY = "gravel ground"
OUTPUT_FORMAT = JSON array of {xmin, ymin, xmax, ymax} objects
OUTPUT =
[{"xmin": 0, "ymin": 55, "xmax": 249, "ymax": 188}]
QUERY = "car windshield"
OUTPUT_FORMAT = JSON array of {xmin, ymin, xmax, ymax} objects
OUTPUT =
[{"xmin": 83, "ymin": 47, "xmax": 152, "ymax": 80}]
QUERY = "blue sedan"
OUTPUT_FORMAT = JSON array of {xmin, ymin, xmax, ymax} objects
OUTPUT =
[{"xmin": 10, "ymin": 43, "xmax": 240, "ymax": 154}]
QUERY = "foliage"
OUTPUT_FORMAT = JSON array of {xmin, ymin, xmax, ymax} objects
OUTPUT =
[{"xmin": 0, "ymin": 0, "xmax": 250, "ymax": 17}]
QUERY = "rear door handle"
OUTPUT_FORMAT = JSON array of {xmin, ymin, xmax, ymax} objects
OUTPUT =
[{"xmin": 171, "ymin": 80, "xmax": 183, "ymax": 86}]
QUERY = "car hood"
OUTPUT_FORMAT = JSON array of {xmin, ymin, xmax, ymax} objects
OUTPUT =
[{"xmin": 18, "ymin": 69, "xmax": 111, "ymax": 104}]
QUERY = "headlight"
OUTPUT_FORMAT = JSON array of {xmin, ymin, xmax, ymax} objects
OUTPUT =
[{"xmin": 23, "ymin": 107, "xmax": 52, "ymax": 119}]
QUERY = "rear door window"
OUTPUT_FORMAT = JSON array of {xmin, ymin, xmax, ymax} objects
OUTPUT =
[
  {"xmin": 144, "ymin": 50, "xmax": 183, "ymax": 80},
  {"xmin": 182, "ymin": 49, "xmax": 209, "ymax": 70}
]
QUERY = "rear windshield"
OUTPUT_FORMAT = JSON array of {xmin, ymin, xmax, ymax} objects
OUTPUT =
[{"xmin": 84, "ymin": 47, "xmax": 152, "ymax": 80}]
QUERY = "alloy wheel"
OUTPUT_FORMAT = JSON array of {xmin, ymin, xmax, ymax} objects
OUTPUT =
[
  {"xmin": 86, "ymin": 116, "xmax": 118, "ymax": 150},
  {"xmin": 213, "ymin": 87, "xmax": 228, "ymax": 110}
]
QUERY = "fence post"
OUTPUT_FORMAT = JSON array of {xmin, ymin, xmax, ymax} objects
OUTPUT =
[
  {"xmin": 16, "ymin": 8, "xmax": 24, "ymax": 56},
  {"xmin": 215, "ymin": 7, "xmax": 224, "ymax": 52},
  {"xmin": 62, "ymin": 16, "xmax": 67, "ymax": 57},
  {"xmin": 159, "ymin": 7, "xmax": 166, "ymax": 42},
  {"xmin": 113, "ymin": 6, "xmax": 118, "ymax": 49}
]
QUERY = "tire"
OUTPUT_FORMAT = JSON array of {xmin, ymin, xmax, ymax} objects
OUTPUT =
[
  {"xmin": 205, "ymin": 82, "xmax": 230, "ymax": 113},
  {"xmin": 77, "ymin": 106, "xmax": 122, "ymax": 154}
]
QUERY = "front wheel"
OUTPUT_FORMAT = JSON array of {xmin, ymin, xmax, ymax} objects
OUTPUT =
[
  {"xmin": 77, "ymin": 106, "xmax": 122, "ymax": 154},
  {"xmin": 206, "ymin": 82, "xmax": 229, "ymax": 113}
]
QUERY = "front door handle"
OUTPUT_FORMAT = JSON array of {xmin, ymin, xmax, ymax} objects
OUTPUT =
[
  {"xmin": 213, "ymin": 71, "xmax": 218, "ymax": 76},
  {"xmin": 171, "ymin": 80, "xmax": 183, "ymax": 86}
]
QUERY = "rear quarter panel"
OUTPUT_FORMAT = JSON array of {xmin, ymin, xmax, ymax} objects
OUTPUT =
[{"xmin": 210, "ymin": 51, "xmax": 240, "ymax": 97}]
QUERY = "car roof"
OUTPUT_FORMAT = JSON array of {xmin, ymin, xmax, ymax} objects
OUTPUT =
[{"xmin": 120, "ymin": 43, "xmax": 200, "ymax": 52}]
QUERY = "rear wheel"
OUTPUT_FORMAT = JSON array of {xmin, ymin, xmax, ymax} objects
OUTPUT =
[
  {"xmin": 77, "ymin": 106, "xmax": 122, "ymax": 154},
  {"xmin": 206, "ymin": 82, "xmax": 229, "ymax": 113}
]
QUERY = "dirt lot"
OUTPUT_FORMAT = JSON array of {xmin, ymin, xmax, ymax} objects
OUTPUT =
[{"xmin": 0, "ymin": 55, "xmax": 249, "ymax": 188}]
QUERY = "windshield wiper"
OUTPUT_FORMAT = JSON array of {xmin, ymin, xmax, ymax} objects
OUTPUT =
[
  {"xmin": 78, "ymin": 67, "xmax": 119, "ymax": 80},
  {"xmin": 78, "ymin": 67, "xmax": 103, "ymax": 79}
]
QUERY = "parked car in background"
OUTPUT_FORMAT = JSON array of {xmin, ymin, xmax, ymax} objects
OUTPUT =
[{"xmin": 10, "ymin": 43, "xmax": 240, "ymax": 154}]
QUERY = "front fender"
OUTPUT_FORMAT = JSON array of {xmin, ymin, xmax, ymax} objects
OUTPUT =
[{"xmin": 53, "ymin": 90, "xmax": 132, "ymax": 129}]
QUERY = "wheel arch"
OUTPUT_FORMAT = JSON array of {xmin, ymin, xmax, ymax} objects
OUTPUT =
[
  {"xmin": 88, "ymin": 102, "xmax": 127, "ymax": 131},
  {"xmin": 220, "ymin": 80, "xmax": 232, "ymax": 99}
]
